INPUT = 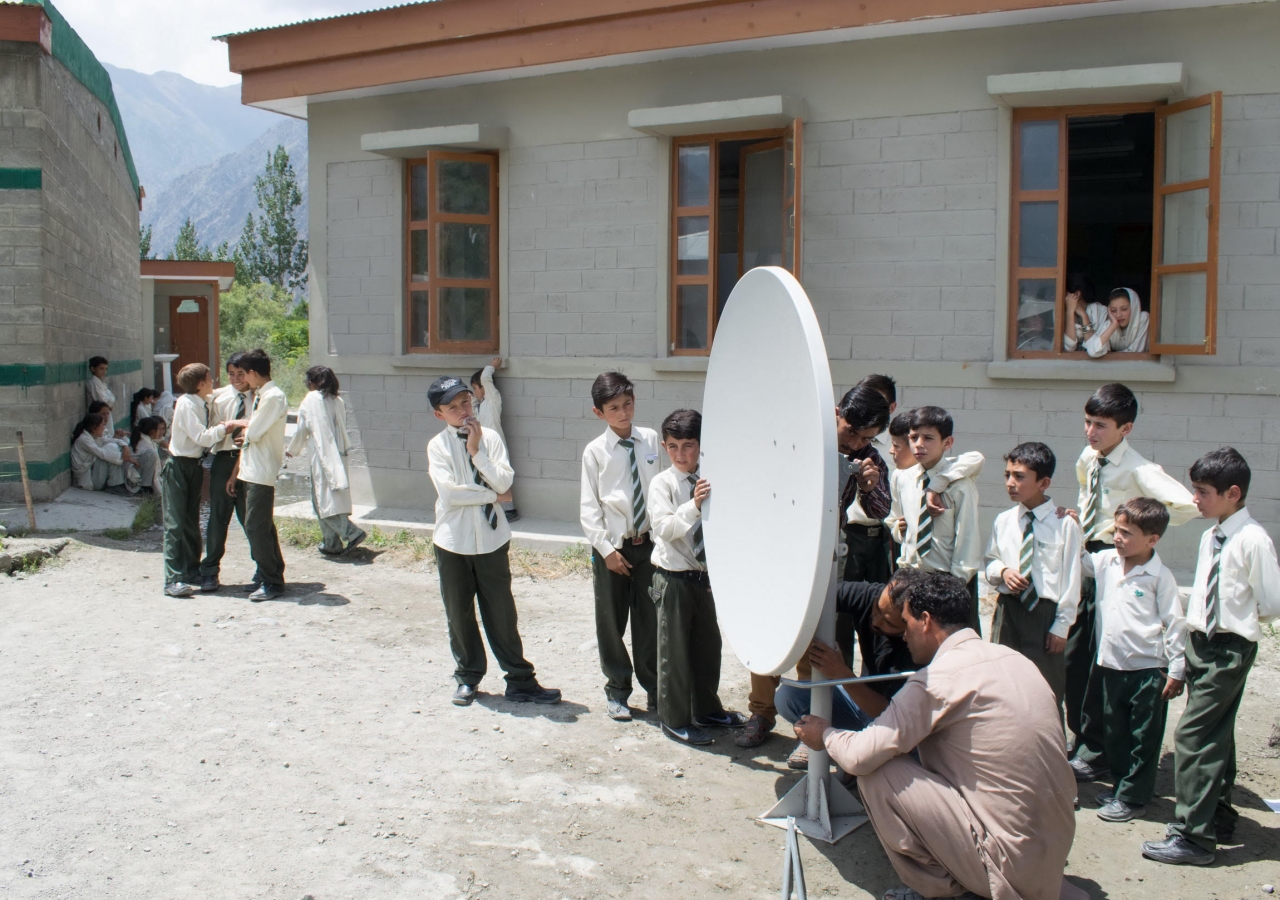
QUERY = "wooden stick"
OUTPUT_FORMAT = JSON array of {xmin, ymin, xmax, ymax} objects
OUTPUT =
[{"xmin": 16, "ymin": 431, "xmax": 36, "ymax": 531}]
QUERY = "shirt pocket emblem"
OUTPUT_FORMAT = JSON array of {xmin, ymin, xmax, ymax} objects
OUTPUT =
[
  {"xmin": 645, "ymin": 454, "xmax": 658, "ymax": 464},
  {"xmin": 1134, "ymin": 589, "xmax": 1145, "ymax": 597}
]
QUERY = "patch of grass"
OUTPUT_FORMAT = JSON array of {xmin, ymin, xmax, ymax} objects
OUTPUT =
[
  {"xmin": 367, "ymin": 526, "xmax": 433, "ymax": 561},
  {"xmin": 102, "ymin": 527, "xmax": 132, "ymax": 541},
  {"xmin": 277, "ymin": 516, "xmax": 324, "ymax": 549},
  {"xmin": 16, "ymin": 553, "xmax": 46, "ymax": 574},
  {"xmin": 510, "ymin": 543, "xmax": 592, "ymax": 580},
  {"xmin": 132, "ymin": 495, "xmax": 161, "ymax": 532}
]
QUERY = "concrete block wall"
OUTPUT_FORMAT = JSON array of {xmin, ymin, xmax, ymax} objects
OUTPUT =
[{"xmin": 324, "ymin": 158, "xmax": 398, "ymax": 357}]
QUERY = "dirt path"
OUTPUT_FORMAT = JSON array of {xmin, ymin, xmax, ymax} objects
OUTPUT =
[{"xmin": 1, "ymin": 531, "xmax": 1278, "ymax": 899}]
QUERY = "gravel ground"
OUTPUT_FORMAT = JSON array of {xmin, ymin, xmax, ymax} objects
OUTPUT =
[{"xmin": 1, "ymin": 528, "xmax": 1278, "ymax": 900}]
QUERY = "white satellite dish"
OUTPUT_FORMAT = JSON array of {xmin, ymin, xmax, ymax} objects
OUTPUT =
[{"xmin": 701, "ymin": 267, "xmax": 838, "ymax": 676}]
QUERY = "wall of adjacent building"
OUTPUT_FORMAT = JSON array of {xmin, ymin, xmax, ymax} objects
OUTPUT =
[
  {"xmin": 305, "ymin": 3, "xmax": 1280, "ymax": 573},
  {"xmin": 0, "ymin": 41, "xmax": 143, "ymax": 500}
]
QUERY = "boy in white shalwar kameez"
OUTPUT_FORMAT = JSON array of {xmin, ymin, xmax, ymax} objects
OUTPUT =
[{"xmin": 286, "ymin": 366, "xmax": 367, "ymax": 555}]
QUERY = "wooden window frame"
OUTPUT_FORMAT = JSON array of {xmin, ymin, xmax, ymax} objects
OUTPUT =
[
  {"xmin": 668, "ymin": 122, "xmax": 802, "ymax": 356},
  {"xmin": 1008, "ymin": 96, "xmax": 1220, "ymax": 360},
  {"xmin": 403, "ymin": 150, "xmax": 500, "ymax": 354}
]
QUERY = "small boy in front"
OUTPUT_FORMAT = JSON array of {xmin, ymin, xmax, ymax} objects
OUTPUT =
[
  {"xmin": 1083, "ymin": 497, "xmax": 1184, "ymax": 824},
  {"xmin": 984, "ymin": 442, "xmax": 1082, "ymax": 707},
  {"xmin": 426, "ymin": 375, "xmax": 560, "ymax": 708},
  {"xmin": 161, "ymin": 363, "xmax": 243, "ymax": 598},
  {"xmin": 1143, "ymin": 448, "xmax": 1280, "ymax": 866},
  {"xmin": 580, "ymin": 372, "xmax": 660, "ymax": 722},
  {"xmin": 1067, "ymin": 383, "xmax": 1197, "ymax": 783},
  {"xmin": 231, "ymin": 349, "xmax": 289, "ymax": 602},
  {"xmin": 888, "ymin": 406, "xmax": 983, "ymax": 632},
  {"xmin": 648, "ymin": 408, "xmax": 747, "ymax": 746}
]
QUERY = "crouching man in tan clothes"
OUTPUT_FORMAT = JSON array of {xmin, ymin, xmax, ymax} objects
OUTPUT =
[{"xmin": 795, "ymin": 572, "xmax": 1084, "ymax": 900}]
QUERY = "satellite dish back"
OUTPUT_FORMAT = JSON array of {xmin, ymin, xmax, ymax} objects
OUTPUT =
[{"xmin": 702, "ymin": 267, "xmax": 837, "ymax": 676}]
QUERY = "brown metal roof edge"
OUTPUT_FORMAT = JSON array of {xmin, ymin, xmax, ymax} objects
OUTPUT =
[
  {"xmin": 140, "ymin": 260, "xmax": 237, "ymax": 279},
  {"xmin": 0, "ymin": 3, "xmax": 52, "ymax": 53}
]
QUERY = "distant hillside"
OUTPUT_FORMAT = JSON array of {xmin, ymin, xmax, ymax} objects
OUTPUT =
[
  {"xmin": 105, "ymin": 63, "xmax": 283, "ymax": 192},
  {"xmin": 142, "ymin": 118, "xmax": 309, "ymax": 254}
]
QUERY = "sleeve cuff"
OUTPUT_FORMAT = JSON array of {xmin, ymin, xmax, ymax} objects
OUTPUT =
[{"xmin": 1049, "ymin": 622, "xmax": 1072, "ymax": 639}]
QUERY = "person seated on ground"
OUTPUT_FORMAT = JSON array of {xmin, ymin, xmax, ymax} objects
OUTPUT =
[
  {"xmin": 71, "ymin": 413, "xmax": 135, "ymax": 493},
  {"xmin": 86, "ymin": 355, "xmax": 114, "ymax": 410},
  {"xmin": 131, "ymin": 388, "xmax": 162, "ymax": 428},
  {"xmin": 129, "ymin": 416, "xmax": 166, "ymax": 494},
  {"xmin": 794, "ymin": 572, "xmax": 1082, "ymax": 900},
  {"xmin": 88, "ymin": 400, "xmax": 127, "ymax": 440},
  {"xmin": 1064, "ymin": 285, "xmax": 1149, "ymax": 357},
  {"xmin": 774, "ymin": 570, "xmax": 921, "ymax": 746}
]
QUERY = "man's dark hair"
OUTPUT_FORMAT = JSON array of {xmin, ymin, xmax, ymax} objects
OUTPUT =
[
  {"xmin": 907, "ymin": 405, "xmax": 953, "ymax": 440},
  {"xmin": 856, "ymin": 373, "xmax": 897, "ymax": 406},
  {"xmin": 1066, "ymin": 272, "xmax": 1095, "ymax": 306},
  {"xmin": 1114, "ymin": 497, "xmax": 1170, "ymax": 537},
  {"xmin": 88, "ymin": 356, "xmax": 108, "ymax": 370},
  {"xmin": 591, "ymin": 371, "xmax": 634, "ymax": 410},
  {"xmin": 838, "ymin": 384, "xmax": 890, "ymax": 433},
  {"xmin": 661, "ymin": 408, "xmax": 701, "ymax": 442},
  {"xmin": 1190, "ymin": 447, "xmax": 1251, "ymax": 501},
  {"xmin": 904, "ymin": 572, "xmax": 974, "ymax": 631},
  {"xmin": 888, "ymin": 411, "xmax": 913, "ymax": 439},
  {"xmin": 1005, "ymin": 442, "xmax": 1056, "ymax": 481},
  {"xmin": 240, "ymin": 348, "xmax": 272, "ymax": 378},
  {"xmin": 884, "ymin": 568, "xmax": 927, "ymax": 613},
  {"xmin": 1084, "ymin": 382, "xmax": 1138, "ymax": 427},
  {"xmin": 226, "ymin": 351, "xmax": 248, "ymax": 371}
]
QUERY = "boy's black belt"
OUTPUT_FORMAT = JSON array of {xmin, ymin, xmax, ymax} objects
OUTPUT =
[
  {"xmin": 217, "ymin": 448, "xmax": 240, "ymax": 457},
  {"xmin": 626, "ymin": 533, "xmax": 651, "ymax": 546},
  {"xmin": 656, "ymin": 566, "xmax": 710, "ymax": 588},
  {"xmin": 844, "ymin": 523, "xmax": 883, "ymax": 537},
  {"xmin": 1192, "ymin": 630, "xmax": 1254, "ymax": 645}
]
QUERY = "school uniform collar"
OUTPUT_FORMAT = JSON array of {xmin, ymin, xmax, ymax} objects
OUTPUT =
[
  {"xmin": 1216, "ymin": 506, "xmax": 1251, "ymax": 538},
  {"xmin": 604, "ymin": 427, "xmax": 634, "ymax": 450},
  {"xmin": 1019, "ymin": 498, "xmax": 1056, "ymax": 522},
  {"xmin": 1117, "ymin": 550, "xmax": 1163, "ymax": 582},
  {"xmin": 1087, "ymin": 438, "xmax": 1130, "ymax": 465}
]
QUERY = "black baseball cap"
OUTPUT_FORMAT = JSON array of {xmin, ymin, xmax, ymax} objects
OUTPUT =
[{"xmin": 428, "ymin": 375, "xmax": 471, "ymax": 409}]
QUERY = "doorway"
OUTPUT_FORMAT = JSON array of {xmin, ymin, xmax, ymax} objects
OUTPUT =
[{"xmin": 169, "ymin": 295, "xmax": 210, "ymax": 378}]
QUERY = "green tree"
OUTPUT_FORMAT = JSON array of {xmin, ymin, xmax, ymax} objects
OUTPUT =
[
  {"xmin": 249, "ymin": 147, "xmax": 308, "ymax": 292},
  {"xmin": 139, "ymin": 224, "xmax": 153, "ymax": 260},
  {"xmin": 167, "ymin": 218, "xmax": 231, "ymax": 263},
  {"xmin": 219, "ymin": 283, "xmax": 310, "ymax": 403},
  {"xmin": 233, "ymin": 212, "xmax": 259, "ymax": 285}
]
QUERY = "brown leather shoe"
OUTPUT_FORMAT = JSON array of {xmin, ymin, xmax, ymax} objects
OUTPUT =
[{"xmin": 734, "ymin": 713, "xmax": 773, "ymax": 748}]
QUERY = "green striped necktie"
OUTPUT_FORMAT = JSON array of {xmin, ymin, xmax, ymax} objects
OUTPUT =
[
  {"xmin": 1019, "ymin": 511, "xmax": 1038, "ymax": 609},
  {"xmin": 1204, "ymin": 526, "xmax": 1225, "ymax": 638},
  {"xmin": 687, "ymin": 472, "xmax": 706, "ymax": 564},
  {"xmin": 618, "ymin": 437, "xmax": 647, "ymax": 535},
  {"xmin": 915, "ymin": 470, "xmax": 933, "ymax": 559},
  {"xmin": 1082, "ymin": 456, "xmax": 1109, "ymax": 540},
  {"xmin": 458, "ymin": 431, "xmax": 499, "ymax": 530}
]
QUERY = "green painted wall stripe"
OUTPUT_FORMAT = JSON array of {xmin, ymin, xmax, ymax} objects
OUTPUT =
[
  {"xmin": 0, "ymin": 451, "xmax": 70, "ymax": 483},
  {"xmin": 0, "ymin": 168, "xmax": 42, "ymax": 190},
  {"xmin": 0, "ymin": 358, "xmax": 142, "ymax": 387}
]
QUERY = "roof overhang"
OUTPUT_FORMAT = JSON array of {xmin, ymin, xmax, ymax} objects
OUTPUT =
[
  {"xmin": 0, "ymin": 3, "xmax": 52, "ymax": 53},
  {"xmin": 141, "ymin": 260, "xmax": 236, "ymax": 291},
  {"xmin": 219, "ymin": 0, "xmax": 1277, "ymax": 118}
]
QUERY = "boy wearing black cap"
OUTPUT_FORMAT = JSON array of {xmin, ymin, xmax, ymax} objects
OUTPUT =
[{"xmin": 426, "ymin": 375, "xmax": 561, "ymax": 707}]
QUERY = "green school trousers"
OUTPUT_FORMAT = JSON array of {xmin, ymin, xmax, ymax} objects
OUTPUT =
[
  {"xmin": 161, "ymin": 455, "xmax": 205, "ymax": 585},
  {"xmin": 591, "ymin": 538, "xmax": 658, "ymax": 702},
  {"xmin": 652, "ymin": 569, "xmax": 724, "ymax": 730},
  {"xmin": 993, "ymin": 592, "xmax": 1065, "ymax": 708},
  {"xmin": 1099, "ymin": 666, "xmax": 1169, "ymax": 805},
  {"xmin": 201, "ymin": 450, "xmax": 247, "ymax": 577}
]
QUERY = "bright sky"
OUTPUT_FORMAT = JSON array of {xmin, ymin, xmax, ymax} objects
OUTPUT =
[{"xmin": 50, "ymin": 0, "xmax": 404, "ymax": 86}]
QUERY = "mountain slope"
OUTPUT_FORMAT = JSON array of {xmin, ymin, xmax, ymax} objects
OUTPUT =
[
  {"xmin": 142, "ymin": 118, "xmax": 309, "ymax": 255},
  {"xmin": 105, "ymin": 63, "xmax": 284, "ymax": 192}
]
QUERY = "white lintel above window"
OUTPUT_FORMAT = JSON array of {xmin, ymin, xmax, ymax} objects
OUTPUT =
[
  {"xmin": 628, "ymin": 95, "xmax": 806, "ymax": 137},
  {"xmin": 361, "ymin": 124, "xmax": 508, "ymax": 157},
  {"xmin": 987, "ymin": 63, "xmax": 1186, "ymax": 107}
]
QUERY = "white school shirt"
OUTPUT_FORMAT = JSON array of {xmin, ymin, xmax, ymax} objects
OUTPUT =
[
  {"xmin": 884, "ymin": 451, "xmax": 985, "ymax": 538},
  {"xmin": 983, "ymin": 498, "xmax": 1084, "ymax": 639},
  {"xmin": 168, "ymin": 393, "xmax": 226, "ymax": 460},
  {"xmin": 1184, "ymin": 507, "xmax": 1280, "ymax": 642},
  {"xmin": 474, "ymin": 366, "xmax": 505, "ymax": 443},
  {"xmin": 239, "ymin": 381, "xmax": 288, "ymax": 486},
  {"xmin": 1083, "ymin": 549, "xmax": 1185, "ymax": 679},
  {"xmin": 1075, "ymin": 439, "xmax": 1198, "ymax": 544},
  {"xmin": 648, "ymin": 465, "xmax": 705, "ymax": 573},
  {"xmin": 211, "ymin": 384, "xmax": 254, "ymax": 452},
  {"xmin": 579, "ymin": 425, "xmax": 662, "ymax": 559},
  {"xmin": 70, "ymin": 431, "xmax": 122, "ymax": 487},
  {"xmin": 86, "ymin": 375, "xmax": 114, "ymax": 409},
  {"xmin": 888, "ymin": 456, "xmax": 984, "ymax": 583},
  {"xmin": 428, "ymin": 425, "xmax": 513, "ymax": 555}
]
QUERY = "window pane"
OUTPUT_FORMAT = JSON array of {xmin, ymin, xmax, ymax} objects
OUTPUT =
[
  {"xmin": 1162, "ymin": 187, "xmax": 1209, "ymax": 265},
  {"xmin": 410, "ymin": 229, "xmax": 429, "ymax": 282},
  {"xmin": 676, "ymin": 284, "xmax": 709, "ymax": 350},
  {"xmin": 1019, "ymin": 120, "xmax": 1059, "ymax": 191},
  {"xmin": 1164, "ymin": 104, "xmax": 1211, "ymax": 184},
  {"xmin": 409, "ymin": 291, "xmax": 429, "ymax": 348},
  {"xmin": 439, "ymin": 287, "xmax": 491, "ymax": 342},
  {"xmin": 676, "ymin": 216, "xmax": 709, "ymax": 276},
  {"xmin": 1015, "ymin": 278, "xmax": 1057, "ymax": 351},
  {"xmin": 410, "ymin": 164, "xmax": 428, "ymax": 221},
  {"xmin": 1159, "ymin": 271, "xmax": 1207, "ymax": 345},
  {"xmin": 677, "ymin": 144, "xmax": 710, "ymax": 207},
  {"xmin": 1018, "ymin": 201, "xmax": 1058, "ymax": 268},
  {"xmin": 439, "ymin": 223, "xmax": 491, "ymax": 279},
  {"xmin": 437, "ymin": 159, "xmax": 491, "ymax": 215}
]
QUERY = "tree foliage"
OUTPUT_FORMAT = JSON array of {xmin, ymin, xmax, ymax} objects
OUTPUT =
[
  {"xmin": 166, "ymin": 217, "xmax": 230, "ymax": 262},
  {"xmin": 219, "ymin": 283, "xmax": 311, "ymax": 403},
  {"xmin": 235, "ymin": 147, "xmax": 308, "ymax": 292},
  {"xmin": 139, "ymin": 224, "xmax": 154, "ymax": 260}
]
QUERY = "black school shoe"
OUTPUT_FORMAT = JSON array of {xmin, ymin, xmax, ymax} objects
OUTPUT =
[
  {"xmin": 1141, "ymin": 834, "xmax": 1215, "ymax": 866},
  {"xmin": 452, "ymin": 684, "xmax": 477, "ymax": 706},
  {"xmin": 505, "ymin": 683, "xmax": 561, "ymax": 704},
  {"xmin": 249, "ymin": 583, "xmax": 283, "ymax": 602},
  {"xmin": 663, "ymin": 723, "xmax": 713, "ymax": 746},
  {"xmin": 693, "ymin": 710, "xmax": 749, "ymax": 728},
  {"xmin": 200, "ymin": 574, "xmax": 220, "ymax": 593},
  {"xmin": 1069, "ymin": 755, "xmax": 1111, "ymax": 782},
  {"xmin": 1097, "ymin": 798, "xmax": 1145, "ymax": 822}
]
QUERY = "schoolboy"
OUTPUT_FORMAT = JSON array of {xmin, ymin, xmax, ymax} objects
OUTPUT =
[
  {"xmin": 648, "ymin": 408, "xmax": 747, "ymax": 746},
  {"xmin": 86, "ymin": 355, "xmax": 114, "ymax": 410},
  {"xmin": 161, "ymin": 363, "xmax": 243, "ymax": 598},
  {"xmin": 199, "ymin": 351, "xmax": 255, "ymax": 593},
  {"xmin": 229, "ymin": 349, "xmax": 289, "ymax": 602},
  {"xmin": 843, "ymin": 376, "xmax": 897, "ymax": 583},
  {"xmin": 1067, "ymin": 383, "xmax": 1197, "ymax": 783},
  {"xmin": 1081, "ymin": 498, "xmax": 1184, "ymax": 824},
  {"xmin": 426, "ymin": 375, "xmax": 561, "ymax": 707},
  {"xmin": 580, "ymin": 372, "xmax": 660, "ymax": 721},
  {"xmin": 1143, "ymin": 448, "xmax": 1280, "ymax": 865},
  {"xmin": 471, "ymin": 356, "xmax": 519, "ymax": 522},
  {"xmin": 984, "ymin": 442, "xmax": 1082, "ymax": 707},
  {"xmin": 889, "ymin": 406, "xmax": 983, "ymax": 632}
]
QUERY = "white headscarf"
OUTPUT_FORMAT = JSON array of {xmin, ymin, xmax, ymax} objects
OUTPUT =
[{"xmin": 1107, "ymin": 287, "xmax": 1148, "ymax": 352}]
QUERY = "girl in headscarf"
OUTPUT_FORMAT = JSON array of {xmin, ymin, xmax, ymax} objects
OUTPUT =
[
  {"xmin": 129, "ymin": 416, "xmax": 166, "ymax": 494},
  {"xmin": 1064, "ymin": 286, "xmax": 1149, "ymax": 356},
  {"xmin": 70, "ymin": 413, "xmax": 134, "ymax": 493},
  {"xmin": 285, "ymin": 366, "xmax": 367, "ymax": 555}
]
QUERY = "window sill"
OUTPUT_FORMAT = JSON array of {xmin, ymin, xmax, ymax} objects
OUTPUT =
[
  {"xmin": 628, "ymin": 95, "xmax": 806, "ymax": 137},
  {"xmin": 651, "ymin": 356, "xmax": 709, "ymax": 373},
  {"xmin": 392, "ymin": 354, "xmax": 495, "ymax": 370},
  {"xmin": 986, "ymin": 359, "xmax": 1175, "ymax": 382}
]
